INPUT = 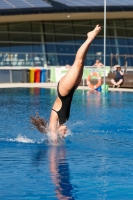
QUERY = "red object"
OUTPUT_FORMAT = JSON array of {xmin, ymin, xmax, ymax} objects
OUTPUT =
[{"xmin": 34, "ymin": 69, "xmax": 40, "ymax": 82}]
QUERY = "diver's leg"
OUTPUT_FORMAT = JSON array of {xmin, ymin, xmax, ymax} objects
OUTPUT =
[{"xmin": 59, "ymin": 25, "xmax": 101, "ymax": 96}]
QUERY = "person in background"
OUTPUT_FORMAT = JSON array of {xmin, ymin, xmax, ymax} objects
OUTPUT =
[
  {"xmin": 65, "ymin": 64, "xmax": 71, "ymax": 69},
  {"xmin": 111, "ymin": 65, "xmax": 124, "ymax": 88},
  {"xmin": 93, "ymin": 59, "xmax": 104, "ymax": 67},
  {"xmin": 30, "ymin": 25, "xmax": 101, "ymax": 142}
]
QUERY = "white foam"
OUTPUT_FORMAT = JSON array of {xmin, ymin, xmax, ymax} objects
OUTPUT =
[{"xmin": 15, "ymin": 134, "xmax": 34, "ymax": 143}]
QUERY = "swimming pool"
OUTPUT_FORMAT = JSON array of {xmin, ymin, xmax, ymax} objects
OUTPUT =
[{"xmin": 0, "ymin": 88, "xmax": 133, "ymax": 200}]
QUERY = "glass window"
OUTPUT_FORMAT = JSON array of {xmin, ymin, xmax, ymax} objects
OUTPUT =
[
  {"xmin": 32, "ymin": 34, "xmax": 42, "ymax": 42},
  {"xmin": 74, "ymin": 35, "xmax": 85, "ymax": 45},
  {"xmin": 45, "ymin": 43, "xmax": 56, "ymax": 53},
  {"xmin": 32, "ymin": 44, "xmax": 43, "ymax": 53},
  {"xmin": 119, "ymin": 46, "xmax": 129, "ymax": 55},
  {"xmin": 47, "ymin": 53, "xmax": 58, "ymax": 66},
  {"xmin": 116, "ymin": 28, "xmax": 126, "ymax": 37},
  {"xmin": 45, "ymin": 34, "xmax": 55, "ymax": 42},
  {"xmin": 128, "ymin": 47, "xmax": 133, "ymax": 55},
  {"xmin": 0, "ymin": 23, "xmax": 8, "ymax": 31},
  {"xmin": 31, "ymin": 22, "xmax": 42, "ymax": 33},
  {"xmin": 73, "ymin": 24, "xmax": 90, "ymax": 35},
  {"xmin": 0, "ymin": 43, "xmax": 9, "ymax": 52},
  {"xmin": 55, "ymin": 34, "xmax": 74, "ymax": 44},
  {"xmin": 85, "ymin": 55, "xmax": 96, "ymax": 66},
  {"xmin": 58, "ymin": 55, "xmax": 75, "ymax": 66},
  {"xmin": 33, "ymin": 54, "xmax": 43, "ymax": 67},
  {"xmin": 73, "ymin": 20, "xmax": 92, "ymax": 32},
  {"xmin": 108, "ymin": 28, "xmax": 115, "ymax": 37},
  {"xmin": 93, "ymin": 37, "xmax": 103, "ymax": 45},
  {"xmin": 125, "ymin": 19, "xmax": 133, "ymax": 28},
  {"xmin": 44, "ymin": 23, "xmax": 54, "ymax": 33},
  {"xmin": 54, "ymin": 21, "xmax": 73, "ymax": 34},
  {"xmin": 9, "ymin": 43, "xmax": 32, "ymax": 52},
  {"xmin": 105, "ymin": 55, "xmax": 111, "ymax": 66},
  {"xmin": 110, "ymin": 38, "xmax": 116, "ymax": 45},
  {"xmin": 117, "ymin": 38, "xmax": 128, "ymax": 46},
  {"xmin": 114, "ymin": 20, "xmax": 125, "ymax": 28},
  {"xmin": 56, "ymin": 44, "xmax": 75, "ymax": 54},
  {"xmin": 9, "ymin": 33, "xmax": 31, "ymax": 42},
  {"xmin": 106, "ymin": 38, "xmax": 112, "ymax": 55},
  {"xmin": 126, "ymin": 30, "xmax": 133, "ymax": 38},
  {"xmin": 45, "ymin": 34, "xmax": 56, "ymax": 54},
  {"xmin": 0, "ymin": 33, "xmax": 9, "ymax": 41},
  {"xmin": 9, "ymin": 22, "xmax": 31, "ymax": 32}
]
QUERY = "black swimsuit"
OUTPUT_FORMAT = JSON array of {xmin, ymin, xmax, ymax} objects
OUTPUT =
[{"xmin": 52, "ymin": 82, "xmax": 75, "ymax": 125}]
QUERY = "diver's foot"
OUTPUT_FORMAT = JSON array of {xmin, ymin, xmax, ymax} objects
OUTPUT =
[
  {"xmin": 87, "ymin": 25, "xmax": 101, "ymax": 40},
  {"xmin": 58, "ymin": 131, "xmax": 66, "ymax": 139}
]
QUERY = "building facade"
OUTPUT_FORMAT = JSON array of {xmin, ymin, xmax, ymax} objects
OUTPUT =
[{"xmin": 0, "ymin": 0, "xmax": 133, "ymax": 68}]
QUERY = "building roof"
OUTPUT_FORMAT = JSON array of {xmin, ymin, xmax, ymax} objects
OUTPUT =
[{"xmin": 0, "ymin": 0, "xmax": 133, "ymax": 16}]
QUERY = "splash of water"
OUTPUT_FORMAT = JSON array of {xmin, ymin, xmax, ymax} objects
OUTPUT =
[{"xmin": 15, "ymin": 134, "xmax": 34, "ymax": 143}]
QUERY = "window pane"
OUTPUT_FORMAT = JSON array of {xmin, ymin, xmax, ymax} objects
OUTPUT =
[
  {"xmin": 33, "ymin": 54, "xmax": 43, "ymax": 66},
  {"xmin": 85, "ymin": 55, "xmax": 95, "ymax": 66},
  {"xmin": 74, "ymin": 35, "xmax": 85, "ymax": 45},
  {"xmin": 115, "ymin": 20, "xmax": 125, "ymax": 27},
  {"xmin": 116, "ymin": 29, "xmax": 126, "ymax": 37},
  {"xmin": 0, "ymin": 43, "xmax": 9, "ymax": 52},
  {"xmin": 119, "ymin": 46, "xmax": 129, "ymax": 55},
  {"xmin": 9, "ymin": 22, "xmax": 31, "ymax": 32},
  {"xmin": 106, "ymin": 55, "xmax": 110, "ymax": 66},
  {"xmin": 117, "ymin": 38, "xmax": 128, "ymax": 45},
  {"xmin": 126, "ymin": 30, "xmax": 133, "ymax": 37},
  {"xmin": 110, "ymin": 38, "xmax": 115, "ymax": 45},
  {"xmin": 125, "ymin": 19, "xmax": 133, "ymax": 28},
  {"xmin": 54, "ymin": 22, "xmax": 73, "ymax": 34},
  {"xmin": 108, "ymin": 28, "xmax": 115, "ymax": 37},
  {"xmin": 45, "ymin": 34, "xmax": 55, "ymax": 43},
  {"xmin": 56, "ymin": 44, "xmax": 75, "ymax": 54},
  {"xmin": 106, "ymin": 38, "xmax": 112, "ymax": 55},
  {"xmin": 10, "ymin": 43, "xmax": 32, "ymax": 52},
  {"xmin": 58, "ymin": 55, "xmax": 75, "ymax": 66},
  {"xmin": 128, "ymin": 47, "xmax": 133, "ymax": 54},
  {"xmin": 32, "ymin": 44, "xmax": 43, "ymax": 53},
  {"xmin": 45, "ymin": 43, "xmax": 56, "ymax": 53},
  {"xmin": 73, "ymin": 24, "xmax": 90, "ymax": 35},
  {"xmin": 47, "ymin": 54, "xmax": 58, "ymax": 66},
  {"xmin": 9, "ymin": 33, "xmax": 31, "ymax": 42},
  {"xmin": 31, "ymin": 22, "xmax": 42, "ymax": 33},
  {"xmin": 93, "ymin": 37, "xmax": 103, "ymax": 45},
  {"xmin": 55, "ymin": 34, "xmax": 74, "ymax": 44},
  {"xmin": 44, "ymin": 23, "xmax": 54, "ymax": 33},
  {"xmin": 0, "ymin": 23, "xmax": 8, "ymax": 31},
  {"xmin": 32, "ymin": 34, "xmax": 42, "ymax": 42},
  {"xmin": 0, "ymin": 33, "xmax": 9, "ymax": 41}
]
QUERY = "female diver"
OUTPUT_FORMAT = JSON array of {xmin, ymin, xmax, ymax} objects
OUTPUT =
[{"xmin": 30, "ymin": 25, "xmax": 101, "ymax": 141}]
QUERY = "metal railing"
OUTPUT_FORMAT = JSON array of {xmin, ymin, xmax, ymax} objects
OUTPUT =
[{"xmin": 110, "ymin": 53, "xmax": 133, "ymax": 73}]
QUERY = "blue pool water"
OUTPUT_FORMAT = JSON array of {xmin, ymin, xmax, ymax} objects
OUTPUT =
[{"xmin": 0, "ymin": 88, "xmax": 133, "ymax": 200}]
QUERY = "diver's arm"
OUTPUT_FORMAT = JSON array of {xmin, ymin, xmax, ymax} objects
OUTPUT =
[{"xmin": 49, "ymin": 111, "xmax": 58, "ymax": 140}]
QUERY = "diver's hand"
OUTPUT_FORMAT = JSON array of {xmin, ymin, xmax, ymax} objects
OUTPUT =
[{"xmin": 57, "ymin": 125, "xmax": 67, "ymax": 138}]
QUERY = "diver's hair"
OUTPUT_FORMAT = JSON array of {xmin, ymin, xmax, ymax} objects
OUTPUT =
[{"xmin": 30, "ymin": 113, "xmax": 48, "ymax": 134}]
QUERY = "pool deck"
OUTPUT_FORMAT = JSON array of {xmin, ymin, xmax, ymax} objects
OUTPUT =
[{"xmin": 0, "ymin": 82, "xmax": 133, "ymax": 92}]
